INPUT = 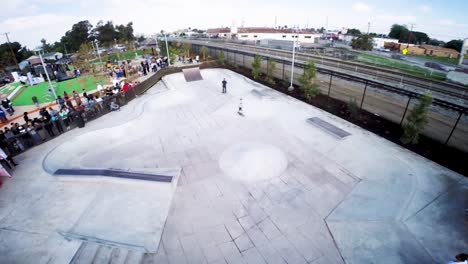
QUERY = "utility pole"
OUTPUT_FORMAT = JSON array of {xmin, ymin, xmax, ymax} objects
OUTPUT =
[
  {"xmin": 407, "ymin": 24, "xmax": 415, "ymax": 48},
  {"xmin": 367, "ymin": 22, "xmax": 370, "ymax": 34},
  {"xmin": 3, "ymin": 32, "xmax": 20, "ymax": 71},
  {"xmin": 458, "ymin": 38, "xmax": 467, "ymax": 66},
  {"xmin": 35, "ymin": 49, "xmax": 57, "ymax": 99}
]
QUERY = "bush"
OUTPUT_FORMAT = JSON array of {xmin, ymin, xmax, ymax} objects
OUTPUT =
[
  {"xmin": 298, "ymin": 60, "xmax": 320, "ymax": 100},
  {"xmin": 266, "ymin": 58, "xmax": 276, "ymax": 84},
  {"xmin": 252, "ymin": 54, "xmax": 261, "ymax": 80},
  {"xmin": 218, "ymin": 51, "xmax": 225, "ymax": 65},
  {"xmin": 401, "ymin": 91, "xmax": 433, "ymax": 144}
]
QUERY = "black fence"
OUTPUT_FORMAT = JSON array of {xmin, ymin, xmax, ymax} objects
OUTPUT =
[{"xmin": 192, "ymin": 44, "xmax": 468, "ymax": 148}]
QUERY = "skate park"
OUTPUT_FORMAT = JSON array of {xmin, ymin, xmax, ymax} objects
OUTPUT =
[{"xmin": 0, "ymin": 68, "xmax": 466, "ymax": 263}]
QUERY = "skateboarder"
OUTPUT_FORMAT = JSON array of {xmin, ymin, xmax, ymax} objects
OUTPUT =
[
  {"xmin": 238, "ymin": 98, "xmax": 243, "ymax": 115},
  {"xmin": 222, "ymin": 78, "xmax": 227, "ymax": 93}
]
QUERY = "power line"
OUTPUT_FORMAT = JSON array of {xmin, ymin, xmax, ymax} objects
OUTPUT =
[{"xmin": 3, "ymin": 32, "xmax": 20, "ymax": 71}]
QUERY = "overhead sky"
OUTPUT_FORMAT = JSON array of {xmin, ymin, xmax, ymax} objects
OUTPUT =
[{"xmin": 1, "ymin": 0, "xmax": 467, "ymax": 49}]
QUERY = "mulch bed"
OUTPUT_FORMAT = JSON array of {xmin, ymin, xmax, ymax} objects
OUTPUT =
[{"xmin": 217, "ymin": 63, "xmax": 468, "ymax": 176}]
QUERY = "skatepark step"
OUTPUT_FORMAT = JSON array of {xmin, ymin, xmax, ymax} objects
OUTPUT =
[
  {"xmin": 307, "ymin": 117, "xmax": 351, "ymax": 139},
  {"xmin": 54, "ymin": 169, "xmax": 173, "ymax": 183},
  {"xmin": 69, "ymin": 242, "xmax": 159, "ymax": 264}
]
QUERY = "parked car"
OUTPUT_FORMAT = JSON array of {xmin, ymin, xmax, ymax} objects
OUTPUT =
[{"xmin": 424, "ymin": 62, "xmax": 446, "ymax": 71}]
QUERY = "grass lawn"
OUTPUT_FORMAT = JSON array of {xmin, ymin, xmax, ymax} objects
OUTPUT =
[
  {"xmin": 407, "ymin": 54, "xmax": 459, "ymax": 65},
  {"xmin": 357, "ymin": 53, "xmax": 446, "ymax": 81},
  {"xmin": 12, "ymin": 75, "xmax": 107, "ymax": 106}
]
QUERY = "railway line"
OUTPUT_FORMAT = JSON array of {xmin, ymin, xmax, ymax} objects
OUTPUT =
[{"xmin": 177, "ymin": 39, "xmax": 468, "ymax": 102}]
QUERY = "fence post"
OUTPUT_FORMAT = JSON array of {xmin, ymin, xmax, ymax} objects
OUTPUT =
[
  {"xmin": 445, "ymin": 111, "xmax": 463, "ymax": 145},
  {"xmin": 243, "ymin": 53, "xmax": 245, "ymax": 67},
  {"xmin": 360, "ymin": 81, "xmax": 368, "ymax": 109},
  {"xmin": 400, "ymin": 95, "xmax": 412, "ymax": 126},
  {"xmin": 327, "ymin": 72, "xmax": 333, "ymax": 97},
  {"xmin": 282, "ymin": 60, "xmax": 285, "ymax": 79}
]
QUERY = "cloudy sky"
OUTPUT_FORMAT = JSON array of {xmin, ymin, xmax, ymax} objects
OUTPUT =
[{"xmin": 1, "ymin": 0, "xmax": 467, "ymax": 48}]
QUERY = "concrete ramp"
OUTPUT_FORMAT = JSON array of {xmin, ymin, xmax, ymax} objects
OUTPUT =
[{"xmin": 182, "ymin": 67, "xmax": 203, "ymax": 82}]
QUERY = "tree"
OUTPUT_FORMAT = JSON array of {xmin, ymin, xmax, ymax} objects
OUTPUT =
[
  {"xmin": 298, "ymin": 60, "xmax": 320, "ymax": 100},
  {"xmin": 251, "ymin": 54, "xmax": 261, "ymax": 79},
  {"xmin": 40, "ymin": 39, "xmax": 52, "ymax": 52},
  {"xmin": 75, "ymin": 42, "xmax": 94, "ymax": 73},
  {"xmin": 401, "ymin": 91, "xmax": 432, "ymax": 144},
  {"xmin": 0, "ymin": 42, "xmax": 32, "ymax": 70},
  {"xmin": 351, "ymin": 34, "xmax": 373, "ymax": 50},
  {"xmin": 200, "ymin": 46, "xmax": 208, "ymax": 60},
  {"xmin": 218, "ymin": 50, "xmax": 225, "ymax": 64},
  {"xmin": 158, "ymin": 40, "xmax": 168, "ymax": 57},
  {"xmin": 137, "ymin": 35, "xmax": 146, "ymax": 42},
  {"xmin": 412, "ymin": 31, "xmax": 429, "ymax": 44},
  {"xmin": 94, "ymin": 21, "xmax": 117, "ymax": 46},
  {"xmin": 61, "ymin": 20, "xmax": 93, "ymax": 52},
  {"xmin": 445, "ymin": 39, "xmax": 463, "ymax": 52},
  {"xmin": 182, "ymin": 43, "xmax": 191, "ymax": 57},
  {"xmin": 266, "ymin": 58, "xmax": 276, "ymax": 84},
  {"xmin": 389, "ymin": 24, "xmax": 409, "ymax": 41},
  {"xmin": 428, "ymin": 38, "xmax": 445, "ymax": 46},
  {"xmin": 347, "ymin": 28, "xmax": 362, "ymax": 36}
]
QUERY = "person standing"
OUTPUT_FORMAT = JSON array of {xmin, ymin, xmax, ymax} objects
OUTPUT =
[
  {"xmin": 59, "ymin": 107, "xmax": 71, "ymax": 130},
  {"xmin": 1, "ymin": 98, "xmax": 14, "ymax": 116},
  {"xmin": 0, "ymin": 109, "xmax": 7, "ymax": 123},
  {"xmin": 0, "ymin": 146, "xmax": 18, "ymax": 169},
  {"xmin": 72, "ymin": 90, "xmax": 81, "ymax": 106},
  {"xmin": 222, "ymin": 78, "xmax": 227, "ymax": 93},
  {"xmin": 238, "ymin": 98, "xmax": 243, "ymax": 114},
  {"xmin": 49, "ymin": 107, "xmax": 63, "ymax": 133},
  {"xmin": 141, "ymin": 61, "xmax": 147, "ymax": 76},
  {"xmin": 23, "ymin": 112, "xmax": 30, "ymax": 123},
  {"xmin": 56, "ymin": 95, "xmax": 65, "ymax": 109},
  {"xmin": 32, "ymin": 96, "xmax": 40, "ymax": 108}
]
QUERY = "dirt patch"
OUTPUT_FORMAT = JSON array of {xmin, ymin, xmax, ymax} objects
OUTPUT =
[{"xmin": 213, "ymin": 62, "xmax": 467, "ymax": 176}]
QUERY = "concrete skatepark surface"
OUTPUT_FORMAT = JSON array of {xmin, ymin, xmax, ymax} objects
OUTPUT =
[{"xmin": 0, "ymin": 69, "xmax": 466, "ymax": 263}]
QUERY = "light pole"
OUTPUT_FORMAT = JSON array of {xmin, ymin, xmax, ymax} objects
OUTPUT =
[
  {"xmin": 288, "ymin": 40, "xmax": 296, "ymax": 91},
  {"xmin": 94, "ymin": 40, "xmax": 103, "ymax": 70},
  {"xmin": 164, "ymin": 31, "xmax": 171, "ymax": 67},
  {"xmin": 34, "ymin": 48, "xmax": 57, "ymax": 99},
  {"xmin": 458, "ymin": 38, "xmax": 468, "ymax": 66}
]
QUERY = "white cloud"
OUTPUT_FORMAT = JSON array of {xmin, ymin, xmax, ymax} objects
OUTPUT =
[
  {"xmin": 352, "ymin": 2, "xmax": 372, "ymax": 12},
  {"xmin": 0, "ymin": 14, "xmax": 77, "ymax": 48},
  {"xmin": 418, "ymin": 5, "xmax": 432, "ymax": 13}
]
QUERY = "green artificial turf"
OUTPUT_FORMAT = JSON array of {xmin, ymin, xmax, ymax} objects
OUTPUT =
[{"xmin": 12, "ymin": 75, "xmax": 107, "ymax": 106}]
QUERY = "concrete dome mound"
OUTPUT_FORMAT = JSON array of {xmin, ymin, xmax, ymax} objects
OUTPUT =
[{"xmin": 219, "ymin": 142, "xmax": 288, "ymax": 181}]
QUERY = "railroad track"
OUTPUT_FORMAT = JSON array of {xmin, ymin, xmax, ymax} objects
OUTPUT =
[{"xmin": 178, "ymin": 39, "xmax": 468, "ymax": 101}]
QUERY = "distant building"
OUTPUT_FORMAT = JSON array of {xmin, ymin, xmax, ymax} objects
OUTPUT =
[
  {"xmin": 383, "ymin": 43, "xmax": 460, "ymax": 58},
  {"xmin": 207, "ymin": 27, "xmax": 321, "ymax": 44},
  {"xmin": 372, "ymin": 38, "xmax": 399, "ymax": 49},
  {"xmin": 42, "ymin": 52, "xmax": 63, "ymax": 61}
]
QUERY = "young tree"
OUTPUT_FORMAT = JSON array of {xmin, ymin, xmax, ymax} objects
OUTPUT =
[
  {"xmin": 75, "ymin": 42, "xmax": 94, "ymax": 73},
  {"xmin": 266, "ymin": 57, "xmax": 276, "ymax": 84},
  {"xmin": 200, "ymin": 46, "xmax": 208, "ymax": 60},
  {"xmin": 401, "ymin": 91, "xmax": 433, "ymax": 144},
  {"xmin": 251, "ymin": 54, "xmax": 261, "ymax": 79},
  {"xmin": 182, "ymin": 43, "xmax": 191, "ymax": 57},
  {"xmin": 298, "ymin": 60, "xmax": 320, "ymax": 100},
  {"xmin": 218, "ymin": 50, "xmax": 225, "ymax": 64}
]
